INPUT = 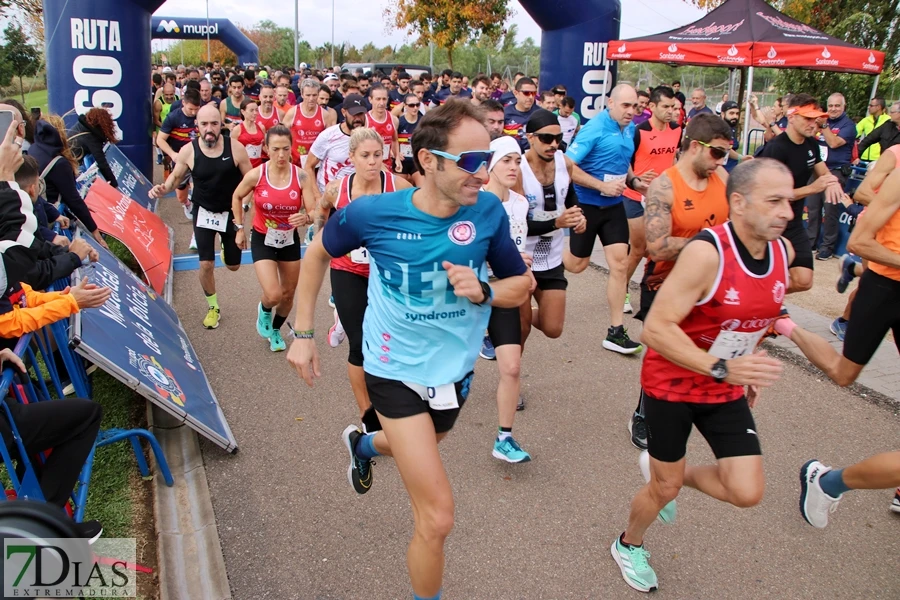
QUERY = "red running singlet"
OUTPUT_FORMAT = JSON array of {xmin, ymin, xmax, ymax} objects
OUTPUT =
[
  {"xmin": 252, "ymin": 163, "xmax": 305, "ymax": 235},
  {"xmin": 329, "ymin": 171, "xmax": 397, "ymax": 277},
  {"xmin": 641, "ymin": 222, "xmax": 789, "ymax": 404},
  {"xmin": 289, "ymin": 105, "xmax": 326, "ymax": 167},
  {"xmin": 366, "ymin": 111, "xmax": 395, "ymax": 169},
  {"xmin": 237, "ymin": 124, "xmax": 265, "ymax": 167}
]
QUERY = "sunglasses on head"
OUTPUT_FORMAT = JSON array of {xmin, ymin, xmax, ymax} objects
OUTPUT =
[
  {"xmin": 428, "ymin": 149, "xmax": 494, "ymax": 174},
  {"xmin": 533, "ymin": 132, "xmax": 564, "ymax": 145},
  {"xmin": 693, "ymin": 138, "xmax": 729, "ymax": 160}
]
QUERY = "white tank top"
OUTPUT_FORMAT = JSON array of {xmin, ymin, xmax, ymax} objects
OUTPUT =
[{"xmin": 521, "ymin": 151, "xmax": 569, "ymax": 271}]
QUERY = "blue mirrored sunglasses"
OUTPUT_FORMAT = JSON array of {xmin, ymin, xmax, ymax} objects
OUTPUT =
[{"xmin": 428, "ymin": 149, "xmax": 494, "ymax": 174}]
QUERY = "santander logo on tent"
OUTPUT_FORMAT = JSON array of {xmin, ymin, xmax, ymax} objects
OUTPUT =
[
  {"xmin": 816, "ymin": 46, "xmax": 838, "ymax": 66},
  {"xmin": 659, "ymin": 42, "xmax": 685, "ymax": 61},
  {"xmin": 717, "ymin": 44, "xmax": 746, "ymax": 64},
  {"xmin": 863, "ymin": 51, "xmax": 881, "ymax": 72},
  {"xmin": 758, "ymin": 45, "xmax": 786, "ymax": 66},
  {"xmin": 618, "ymin": 43, "xmax": 627, "ymax": 53}
]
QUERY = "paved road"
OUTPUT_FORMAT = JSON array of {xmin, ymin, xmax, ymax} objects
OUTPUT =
[{"xmin": 161, "ymin": 200, "xmax": 900, "ymax": 599}]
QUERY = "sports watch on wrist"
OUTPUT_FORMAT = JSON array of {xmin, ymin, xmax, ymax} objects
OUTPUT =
[
  {"xmin": 710, "ymin": 359, "xmax": 728, "ymax": 383},
  {"xmin": 477, "ymin": 281, "xmax": 491, "ymax": 305}
]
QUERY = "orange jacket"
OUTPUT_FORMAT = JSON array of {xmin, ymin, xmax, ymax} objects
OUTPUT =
[{"xmin": 0, "ymin": 283, "xmax": 80, "ymax": 339}]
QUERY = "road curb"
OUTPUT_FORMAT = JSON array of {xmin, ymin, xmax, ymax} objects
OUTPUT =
[{"xmin": 148, "ymin": 404, "xmax": 232, "ymax": 600}]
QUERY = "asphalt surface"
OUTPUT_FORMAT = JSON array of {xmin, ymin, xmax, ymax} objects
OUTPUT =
[{"xmin": 159, "ymin": 197, "xmax": 900, "ymax": 600}]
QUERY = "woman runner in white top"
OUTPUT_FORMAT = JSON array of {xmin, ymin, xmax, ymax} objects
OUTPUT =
[{"xmin": 481, "ymin": 136, "xmax": 537, "ymax": 463}]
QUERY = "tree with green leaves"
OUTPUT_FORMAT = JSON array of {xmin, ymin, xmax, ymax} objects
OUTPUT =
[
  {"xmin": 1, "ymin": 23, "xmax": 41, "ymax": 104},
  {"xmin": 385, "ymin": 0, "xmax": 512, "ymax": 68}
]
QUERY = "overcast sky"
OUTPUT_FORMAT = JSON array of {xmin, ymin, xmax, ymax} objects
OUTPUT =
[{"xmin": 154, "ymin": 0, "xmax": 707, "ymax": 50}]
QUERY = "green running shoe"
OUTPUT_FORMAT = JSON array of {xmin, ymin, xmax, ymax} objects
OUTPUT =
[
  {"xmin": 611, "ymin": 536, "xmax": 658, "ymax": 592},
  {"xmin": 256, "ymin": 303, "xmax": 273, "ymax": 339}
]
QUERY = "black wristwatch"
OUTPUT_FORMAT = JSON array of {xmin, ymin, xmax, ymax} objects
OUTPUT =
[
  {"xmin": 710, "ymin": 359, "xmax": 728, "ymax": 383},
  {"xmin": 477, "ymin": 281, "xmax": 492, "ymax": 305},
  {"xmin": 628, "ymin": 176, "xmax": 640, "ymax": 189}
]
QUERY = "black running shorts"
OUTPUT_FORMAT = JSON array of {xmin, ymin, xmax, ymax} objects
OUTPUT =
[
  {"xmin": 487, "ymin": 306, "xmax": 522, "ymax": 348},
  {"xmin": 642, "ymin": 392, "xmax": 761, "ymax": 463},
  {"xmin": 568, "ymin": 201, "xmax": 630, "ymax": 258},
  {"xmin": 533, "ymin": 264, "xmax": 568, "ymax": 291},
  {"xmin": 192, "ymin": 204, "xmax": 241, "ymax": 265},
  {"xmin": 331, "ymin": 268, "xmax": 369, "ymax": 367},
  {"xmin": 783, "ymin": 222, "xmax": 813, "ymax": 271},
  {"xmin": 364, "ymin": 371, "xmax": 474, "ymax": 434},
  {"xmin": 250, "ymin": 228, "xmax": 301, "ymax": 263},
  {"xmin": 843, "ymin": 269, "xmax": 900, "ymax": 365}
]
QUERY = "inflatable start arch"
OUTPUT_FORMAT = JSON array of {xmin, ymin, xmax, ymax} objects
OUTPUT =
[
  {"xmin": 151, "ymin": 17, "xmax": 260, "ymax": 68},
  {"xmin": 43, "ymin": 0, "xmax": 621, "ymax": 178}
]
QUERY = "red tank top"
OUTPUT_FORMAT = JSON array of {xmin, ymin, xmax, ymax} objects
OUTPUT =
[
  {"xmin": 257, "ymin": 108, "xmax": 280, "ymax": 133},
  {"xmin": 330, "ymin": 172, "xmax": 397, "ymax": 276},
  {"xmin": 366, "ymin": 111, "xmax": 395, "ymax": 168},
  {"xmin": 252, "ymin": 163, "xmax": 305, "ymax": 235},
  {"xmin": 237, "ymin": 124, "xmax": 265, "ymax": 167},
  {"xmin": 641, "ymin": 223, "xmax": 789, "ymax": 404},
  {"xmin": 290, "ymin": 105, "xmax": 326, "ymax": 167}
]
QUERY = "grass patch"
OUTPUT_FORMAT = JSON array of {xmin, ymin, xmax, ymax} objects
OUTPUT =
[
  {"xmin": 81, "ymin": 370, "xmax": 142, "ymax": 538},
  {"xmin": 12, "ymin": 90, "xmax": 50, "ymax": 115}
]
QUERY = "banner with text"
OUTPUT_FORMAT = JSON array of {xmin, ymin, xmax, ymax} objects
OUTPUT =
[
  {"xmin": 76, "ymin": 145, "xmax": 159, "ymax": 212},
  {"xmin": 70, "ymin": 229, "xmax": 237, "ymax": 452},
  {"xmin": 83, "ymin": 179, "xmax": 172, "ymax": 297}
]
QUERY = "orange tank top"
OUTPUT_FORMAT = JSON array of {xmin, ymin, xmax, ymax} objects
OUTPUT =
[
  {"xmin": 624, "ymin": 122, "xmax": 682, "ymax": 202},
  {"xmin": 869, "ymin": 147, "xmax": 900, "ymax": 281},
  {"xmin": 643, "ymin": 165, "xmax": 729, "ymax": 290}
]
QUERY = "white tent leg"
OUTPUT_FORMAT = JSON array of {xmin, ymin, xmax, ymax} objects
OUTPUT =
[
  {"xmin": 870, "ymin": 74, "xmax": 880, "ymax": 101},
  {"xmin": 741, "ymin": 66, "xmax": 754, "ymax": 155}
]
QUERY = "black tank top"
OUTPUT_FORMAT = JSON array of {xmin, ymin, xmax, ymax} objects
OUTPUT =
[{"xmin": 191, "ymin": 136, "xmax": 243, "ymax": 212}]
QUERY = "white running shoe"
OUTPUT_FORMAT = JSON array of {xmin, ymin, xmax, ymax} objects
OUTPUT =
[
  {"xmin": 624, "ymin": 292, "xmax": 633, "ymax": 314},
  {"xmin": 188, "ymin": 233, "xmax": 197, "ymax": 251},
  {"xmin": 799, "ymin": 459, "xmax": 841, "ymax": 528},
  {"xmin": 183, "ymin": 201, "xmax": 193, "ymax": 220},
  {"xmin": 328, "ymin": 309, "xmax": 346, "ymax": 347}
]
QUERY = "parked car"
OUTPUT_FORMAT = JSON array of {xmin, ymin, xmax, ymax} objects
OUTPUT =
[{"xmin": 340, "ymin": 63, "xmax": 432, "ymax": 79}]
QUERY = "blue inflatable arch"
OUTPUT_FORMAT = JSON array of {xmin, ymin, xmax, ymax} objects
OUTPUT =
[
  {"xmin": 151, "ymin": 17, "xmax": 259, "ymax": 69},
  {"xmin": 43, "ymin": 0, "xmax": 618, "ymax": 179}
]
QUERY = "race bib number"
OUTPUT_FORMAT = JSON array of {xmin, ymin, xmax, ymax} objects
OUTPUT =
[
  {"xmin": 819, "ymin": 144, "xmax": 828, "ymax": 162},
  {"xmin": 403, "ymin": 381, "xmax": 460, "ymax": 411},
  {"xmin": 708, "ymin": 329, "xmax": 766, "ymax": 360},
  {"xmin": 510, "ymin": 219, "xmax": 527, "ymax": 252},
  {"xmin": 603, "ymin": 173, "xmax": 627, "ymax": 183},
  {"xmin": 299, "ymin": 154, "xmax": 308, "ymax": 168},
  {"xmin": 265, "ymin": 227, "xmax": 294, "ymax": 248},
  {"xmin": 246, "ymin": 144, "xmax": 262, "ymax": 159},
  {"xmin": 400, "ymin": 143, "xmax": 413, "ymax": 158},
  {"xmin": 383, "ymin": 143, "xmax": 392, "ymax": 160},
  {"xmin": 350, "ymin": 247, "xmax": 369, "ymax": 264},
  {"xmin": 197, "ymin": 206, "xmax": 228, "ymax": 232}
]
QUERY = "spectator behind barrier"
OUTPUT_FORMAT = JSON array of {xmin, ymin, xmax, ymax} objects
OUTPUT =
[
  {"xmin": 15, "ymin": 155, "xmax": 71, "ymax": 247},
  {"xmin": 69, "ymin": 108, "xmax": 120, "ymax": 188},
  {"xmin": 29, "ymin": 117, "xmax": 108, "ymax": 249}
]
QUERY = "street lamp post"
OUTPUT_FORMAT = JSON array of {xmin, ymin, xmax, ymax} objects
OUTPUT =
[
  {"xmin": 206, "ymin": 0, "xmax": 211, "ymax": 63},
  {"xmin": 331, "ymin": 0, "xmax": 335, "ymax": 68},
  {"xmin": 294, "ymin": 0, "xmax": 299, "ymax": 70}
]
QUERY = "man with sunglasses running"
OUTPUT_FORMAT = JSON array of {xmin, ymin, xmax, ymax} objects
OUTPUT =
[
  {"xmin": 288, "ymin": 101, "xmax": 530, "ymax": 600},
  {"xmin": 757, "ymin": 93, "xmax": 843, "ymax": 292},
  {"xmin": 628, "ymin": 113, "xmax": 732, "ymax": 450}
]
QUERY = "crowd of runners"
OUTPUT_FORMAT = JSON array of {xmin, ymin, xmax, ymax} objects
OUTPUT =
[{"xmin": 142, "ymin": 62, "xmax": 900, "ymax": 597}]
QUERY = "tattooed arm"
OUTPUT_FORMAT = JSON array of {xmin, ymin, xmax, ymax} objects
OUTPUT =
[
  {"xmin": 315, "ymin": 178, "xmax": 340, "ymax": 234},
  {"xmin": 644, "ymin": 172, "xmax": 690, "ymax": 262}
]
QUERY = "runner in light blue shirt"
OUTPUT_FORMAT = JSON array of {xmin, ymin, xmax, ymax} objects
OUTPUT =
[{"xmin": 287, "ymin": 100, "xmax": 531, "ymax": 600}]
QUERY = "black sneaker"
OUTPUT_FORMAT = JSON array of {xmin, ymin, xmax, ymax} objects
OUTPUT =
[
  {"xmin": 73, "ymin": 519, "xmax": 103, "ymax": 544},
  {"xmin": 516, "ymin": 396, "xmax": 525, "ymax": 411},
  {"xmin": 602, "ymin": 325, "xmax": 643, "ymax": 355},
  {"xmin": 629, "ymin": 413, "xmax": 648, "ymax": 450},
  {"xmin": 341, "ymin": 425, "xmax": 374, "ymax": 494},
  {"xmin": 816, "ymin": 249, "xmax": 834, "ymax": 261}
]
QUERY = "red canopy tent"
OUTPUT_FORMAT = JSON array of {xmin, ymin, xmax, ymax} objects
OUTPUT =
[{"xmin": 608, "ymin": 0, "xmax": 886, "ymax": 151}]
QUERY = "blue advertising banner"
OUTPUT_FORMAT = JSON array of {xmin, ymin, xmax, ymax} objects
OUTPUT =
[
  {"xmin": 76, "ymin": 144, "xmax": 161, "ymax": 212},
  {"xmin": 70, "ymin": 228, "xmax": 237, "ymax": 452}
]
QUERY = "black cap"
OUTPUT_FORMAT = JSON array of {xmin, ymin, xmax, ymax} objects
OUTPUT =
[
  {"xmin": 343, "ymin": 94, "xmax": 368, "ymax": 115},
  {"xmin": 720, "ymin": 100, "xmax": 739, "ymax": 113}
]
